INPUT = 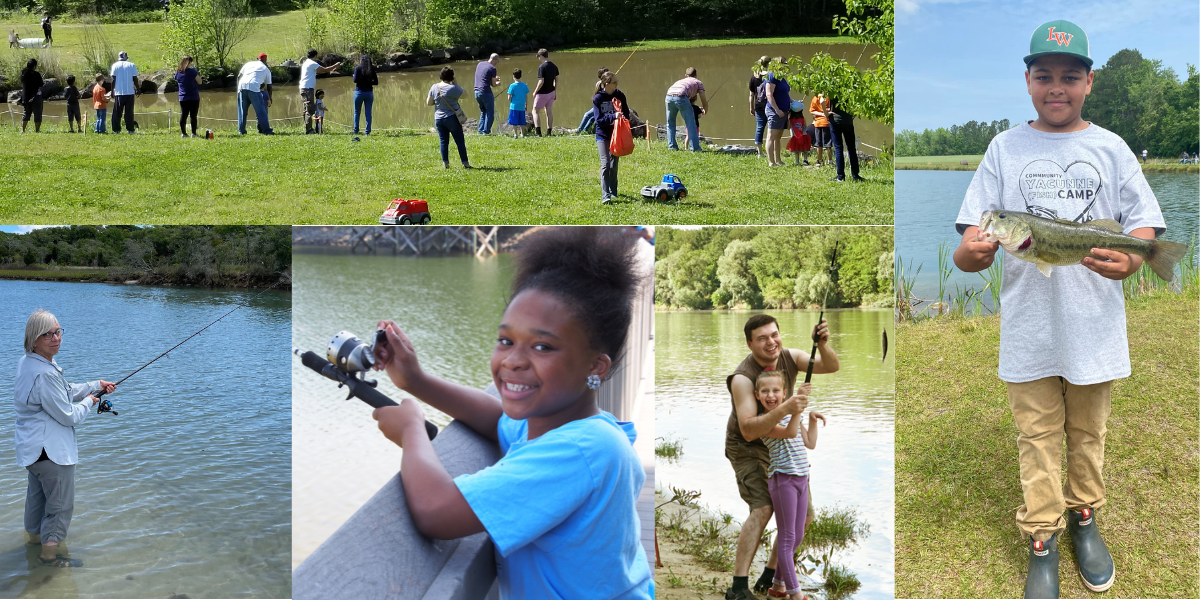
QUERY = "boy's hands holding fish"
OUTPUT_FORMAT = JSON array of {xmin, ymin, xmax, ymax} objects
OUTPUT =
[
  {"xmin": 953, "ymin": 226, "xmax": 1001, "ymax": 272},
  {"xmin": 1080, "ymin": 231, "xmax": 1152, "ymax": 280}
]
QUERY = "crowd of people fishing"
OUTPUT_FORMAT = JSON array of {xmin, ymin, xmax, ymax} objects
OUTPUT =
[{"xmin": 10, "ymin": 46, "xmax": 868, "ymax": 201}]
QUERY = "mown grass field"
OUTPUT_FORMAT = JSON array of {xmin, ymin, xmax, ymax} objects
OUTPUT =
[
  {"xmin": 0, "ymin": 267, "xmax": 107, "ymax": 279},
  {"xmin": 897, "ymin": 154, "xmax": 1199, "ymax": 174},
  {"xmin": 895, "ymin": 290, "xmax": 1200, "ymax": 598},
  {"xmin": 0, "ymin": 125, "xmax": 894, "ymax": 224}
]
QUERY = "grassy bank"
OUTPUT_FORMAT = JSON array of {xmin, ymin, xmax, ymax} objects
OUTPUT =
[
  {"xmin": 0, "ymin": 265, "xmax": 288, "ymax": 288},
  {"xmin": 897, "ymin": 155, "xmax": 1200, "ymax": 174},
  {"xmin": 895, "ymin": 290, "xmax": 1199, "ymax": 598},
  {"xmin": 562, "ymin": 36, "xmax": 856, "ymax": 53},
  {"xmin": 0, "ymin": 126, "xmax": 894, "ymax": 224}
]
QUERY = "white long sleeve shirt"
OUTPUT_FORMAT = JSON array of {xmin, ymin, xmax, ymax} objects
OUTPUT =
[{"xmin": 14, "ymin": 353, "xmax": 97, "ymax": 467}]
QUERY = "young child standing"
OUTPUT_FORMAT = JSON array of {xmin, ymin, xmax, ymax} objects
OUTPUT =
[
  {"xmin": 953, "ymin": 20, "xmax": 1166, "ymax": 599},
  {"xmin": 785, "ymin": 100, "xmax": 811, "ymax": 166},
  {"xmin": 91, "ymin": 74, "xmax": 108, "ymax": 134},
  {"xmin": 371, "ymin": 227, "xmax": 652, "ymax": 599},
  {"xmin": 756, "ymin": 370, "xmax": 821, "ymax": 600},
  {"xmin": 506, "ymin": 68, "xmax": 529, "ymax": 138},
  {"xmin": 313, "ymin": 89, "xmax": 327, "ymax": 134},
  {"xmin": 64, "ymin": 75, "xmax": 81, "ymax": 133}
]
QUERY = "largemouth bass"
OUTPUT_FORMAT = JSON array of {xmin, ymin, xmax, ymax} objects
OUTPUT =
[{"xmin": 979, "ymin": 210, "xmax": 1189, "ymax": 281}]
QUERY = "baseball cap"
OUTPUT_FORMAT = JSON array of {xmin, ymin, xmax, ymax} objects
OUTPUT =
[
  {"xmin": 790, "ymin": 100, "xmax": 804, "ymax": 112},
  {"xmin": 258, "ymin": 53, "xmax": 268, "ymax": 60},
  {"xmin": 1024, "ymin": 20, "xmax": 1092, "ymax": 68},
  {"xmin": 118, "ymin": 51, "xmax": 128, "ymax": 60}
]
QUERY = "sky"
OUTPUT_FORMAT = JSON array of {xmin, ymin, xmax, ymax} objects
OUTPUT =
[
  {"xmin": 896, "ymin": 0, "xmax": 1199, "ymax": 132},
  {"xmin": 0, "ymin": 226, "xmax": 57, "ymax": 234}
]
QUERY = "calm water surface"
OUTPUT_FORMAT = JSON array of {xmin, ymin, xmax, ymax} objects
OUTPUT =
[
  {"xmin": 30, "ymin": 44, "xmax": 890, "ymax": 148},
  {"xmin": 291, "ymin": 248, "xmax": 512, "ymax": 568},
  {"xmin": 896, "ymin": 171, "xmax": 1199, "ymax": 303},
  {"xmin": 656, "ymin": 310, "xmax": 894, "ymax": 600},
  {"xmin": 0, "ymin": 280, "xmax": 291, "ymax": 599}
]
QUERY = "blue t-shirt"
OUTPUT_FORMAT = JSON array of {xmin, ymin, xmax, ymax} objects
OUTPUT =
[
  {"xmin": 175, "ymin": 67, "xmax": 200, "ymax": 102},
  {"xmin": 454, "ymin": 412, "xmax": 652, "ymax": 600},
  {"xmin": 767, "ymin": 72, "xmax": 791, "ymax": 116},
  {"xmin": 507, "ymin": 81, "xmax": 529, "ymax": 111},
  {"xmin": 475, "ymin": 61, "xmax": 497, "ymax": 95}
]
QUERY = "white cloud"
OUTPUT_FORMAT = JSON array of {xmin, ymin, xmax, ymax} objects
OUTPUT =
[{"xmin": 15, "ymin": 225, "xmax": 60, "ymax": 234}]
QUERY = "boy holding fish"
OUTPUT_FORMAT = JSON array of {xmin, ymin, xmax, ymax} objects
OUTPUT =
[{"xmin": 952, "ymin": 20, "xmax": 1183, "ymax": 600}]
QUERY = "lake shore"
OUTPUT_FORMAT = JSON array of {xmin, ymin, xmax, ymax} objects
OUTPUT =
[
  {"xmin": 897, "ymin": 155, "xmax": 1199, "ymax": 173},
  {"xmin": 0, "ymin": 266, "xmax": 289, "ymax": 288},
  {"xmin": 896, "ymin": 290, "xmax": 1199, "ymax": 598}
]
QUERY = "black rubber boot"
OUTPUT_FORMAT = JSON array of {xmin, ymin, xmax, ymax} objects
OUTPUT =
[
  {"xmin": 1024, "ymin": 534, "xmax": 1060, "ymax": 599},
  {"xmin": 1068, "ymin": 507, "xmax": 1115, "ymax": 592}
]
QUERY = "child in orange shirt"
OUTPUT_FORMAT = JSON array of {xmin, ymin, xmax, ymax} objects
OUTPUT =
[
  {"xmin": 91, "ymin": 74, "xmax": 108, "ymax": 134},
  {"xmin": 809, "ymin": 93, "xmax": 830, "ymax": 166}
]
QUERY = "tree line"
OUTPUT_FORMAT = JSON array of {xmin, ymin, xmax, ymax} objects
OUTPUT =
[
  {"xmin": 655, "ymin": 227, "xmax": 894, "ymax": 311},
  {"xmin": 0, "ymin": 226, "xmax": 291, "ymax": 286},
  {"xmin": 896, "ymin": 49, "xmax": 1199, "ymax": 157}
]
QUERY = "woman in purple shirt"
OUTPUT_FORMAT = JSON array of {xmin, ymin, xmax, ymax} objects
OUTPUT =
[{"xmin": 174, "ymin": 55, "xmax": 202, "ymax": 138}]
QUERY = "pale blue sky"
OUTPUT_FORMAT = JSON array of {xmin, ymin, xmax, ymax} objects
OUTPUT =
[
  {"xmin": 0, "ymin": 226, "xmax": 55, "ymax": 234},
  {"xmin": 896, "ymin": 0, "xmax": 1199, "ymax": 132}
]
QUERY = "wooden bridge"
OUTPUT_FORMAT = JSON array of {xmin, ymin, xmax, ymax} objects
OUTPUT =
[{"xmin": 348, "ymin": 226, "xmax": 500, "ymax": 257}]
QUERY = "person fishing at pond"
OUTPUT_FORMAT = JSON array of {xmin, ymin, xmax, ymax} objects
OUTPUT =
[
  {"xmin": 426, "ymin": 66, "xmax": 471, "ymax": 169},
  {"xmin": 313, "ymin": 89, "xmax": 327, "ymax": 134},
  {"xmin": 19, "ymin": 59, "xmax": 44, "ymax": 134},
  {"xmin": 725, "ymin": 314, "xmax": 836, "ymax": 600},
  {"xmin": 64, "ymin": 75, "xmax": 81, "ymax": 133},
  {"xmin": 40, "ymin": 13, "xmax": 51, "ymax": 46},
  {"xmin": 506, "ymin": 68, "xmax": 529, "ymax": 138},
  {"xmin": 353, "ymin": 54, "xmax": 379, "ymax": 135},
  {"xmin": 750, "ymin": 56, "xmax": 770, "ymax": 157},
  {"xmin": 756, "ymin": 370, "xmax": 824, "ymax": 600},
  {"xmin": 91, "ymin": 73, "xmax": 109, "ymax": 134},
  {"xmin": 665, "ymin": 67, "xmax": 707, "ymax": 151},
  {"xmin": 474, "ymin": 53, "xmax": 500, "ymax": 135},
  {"xmin": 808, "ymin": 92, "xmax": 830, "ymax": 167},
  {"xmin": 299, "ymin": 49, "xmax": 341, "ymax": 135},
  {"xmin": 15, "ymin": 309, "xmax": 117, "ymax": 568},
  {"xmin": 952, "ymin": 20, "xmax": 1172, "ymax": 599},
  {"xmin": 8, "ymin": 29, "xmax": 17, "ymax": 49},
  {"xmin": 531, "ymin": 49, "xmax": 558, "ymax": 136},
  {"xmin": 236, "ymin": 53, "xmax": 274, "ymax": 136},
  {"xmin": 109, "ymin": 51, "xmax": 141, "ymax": 135},
  {"xmin": 785, "ymin": 100, "xmax": 810, "ymax": 166},
  {"xmin": 763, "ymin": 58, "xmax": 791, "ymax": 167},
  {"xmin": 369, "ymin": 226, "xmax": 652, "ymax": 599},
  {"xmin": 175, "ymin": 55, "xmax": 202, "ymax": 138},
  {"xmin": 593, "ymin": 71, "xmax": 630, "ymax": 204},
  {"xmin": 828, "ymin": 96, "xmax": 864, "ymax": 182}
]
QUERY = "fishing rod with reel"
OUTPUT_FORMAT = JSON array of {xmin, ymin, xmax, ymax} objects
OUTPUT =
[
  {"xmin": 92, "ymin": 279, "xmax": 284, "ymax": 415},
  {"xmin": 805, "ymin": 231, "xmax": 841, "ymax": 384},
  {"xmin": 295, "ymin": 329, "xmax": 438, "ymax": 441}
]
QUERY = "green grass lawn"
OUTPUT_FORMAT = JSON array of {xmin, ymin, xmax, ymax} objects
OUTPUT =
[
  {"xmin": 0, "ymin": 125, "xmax": 893, "ymax": 224},
  {"xmin": 897, "ymin": 154, "xmax": 1199, "ymax": 174},
  {"xmin": 0, "ymin": 267, "xmax": 107, "ymax": 279},
  {"xmin": 895, "ymin": 291, "xmax": 1200, "ymax": 598},
  {"xmin": 2, "ymin": 11, "xmax": 308, "ymax": 75}
]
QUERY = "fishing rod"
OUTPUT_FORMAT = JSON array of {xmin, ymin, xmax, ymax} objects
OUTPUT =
[
  {"xmin": 91, "ymin": 279, "xmax": 284, "ymax": 415},
  {"xmin": 805, "ymin": 230, "xmax": 841, "ymax": 384},
  {"xmin": 614, "ymin": 38, "xmax": 645, "ymax": 74}
]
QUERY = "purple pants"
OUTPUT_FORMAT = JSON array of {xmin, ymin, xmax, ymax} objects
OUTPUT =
[{"xmin": 768, "ymin": 472, "xmax": 810, "ymax": 595}]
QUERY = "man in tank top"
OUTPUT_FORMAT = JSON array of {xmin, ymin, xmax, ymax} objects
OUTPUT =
[{"xmin": 724, "ymin": 313, "xmax": 838, "ymax": 600}]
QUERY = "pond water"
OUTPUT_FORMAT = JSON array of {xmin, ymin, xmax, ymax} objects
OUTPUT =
[
  {"xmin": 22, "ymin": 43, "xmax": 890, "ymax": 149},
  {"xmin": 291, "ymin": 248, "xmax": 512, "ymax": 568},
  {"xmin": 0, "ymin": 280, "xmax": 291, "ymax": 599},
  {"xmin": 895, "ymin": 170, "xmax": 1200, "ymax": 304},
  {"xmin": 655, "ymin": 309, "xmax": 894, "ymax": 600}
]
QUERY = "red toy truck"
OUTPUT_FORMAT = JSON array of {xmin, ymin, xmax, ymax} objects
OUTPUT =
[{"xmin": 379, "ymin": 199, "xmax": 432, "ymax": 225}]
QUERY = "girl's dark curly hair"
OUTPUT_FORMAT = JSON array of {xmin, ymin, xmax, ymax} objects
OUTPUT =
[{"xmin": 511, "ymin": 227, "xmax": 642, "ymax": 366}]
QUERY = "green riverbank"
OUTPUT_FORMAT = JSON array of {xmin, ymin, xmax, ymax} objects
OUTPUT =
[
  {"xmin": 0, "ymin": 127, "xmax": 894, "ymax": 224},
  {"xmin": 896, "ymin": 155, "xmax": 1199, "ymax": 174},
  {"xmin": 896, "ymin": 290, "xmax": 1199, "ymax": 598},
  {"xmin": 0, "ymin": 266, "xmax": 288, "ymax": 288}
]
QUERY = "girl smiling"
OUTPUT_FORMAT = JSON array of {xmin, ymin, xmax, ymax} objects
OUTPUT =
[{"xmin": 371, "ymin": 227, "xmax": 652, "ymax": 599}]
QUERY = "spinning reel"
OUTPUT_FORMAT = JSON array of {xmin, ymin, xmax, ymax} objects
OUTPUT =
[{"xmin": 297, "ymin": 329, "xmax": 437, "ymax": 441}]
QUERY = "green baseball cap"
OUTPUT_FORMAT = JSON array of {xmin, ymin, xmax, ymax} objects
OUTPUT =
[{"xmin": 1024, "ymin": 20, "xmax": 1092, "ymax": 68}]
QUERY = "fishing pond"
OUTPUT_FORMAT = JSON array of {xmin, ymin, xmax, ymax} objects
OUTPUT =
[
  {"xmin": 0, "ymin": 279, "xmax": 291, "ymax": 599},
  {"xmin": 290, "ymin": 248, "xmax": 513, "ymax": 568},
  {"xmin": 895, "ymin": 170, "xmax": 1199, "ymax": 306},
  {"xmin": 20, "ymin": 43, "xmax": 889, "ymax": 150},
  {"xmin": 655, "ymin": 309, "xmax": 894, "ymax": 600}
]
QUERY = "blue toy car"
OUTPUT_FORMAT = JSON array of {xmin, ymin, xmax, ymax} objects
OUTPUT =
[{"xmin": 641, "ymin": 174, "xmax": 688, "ymax": 201}]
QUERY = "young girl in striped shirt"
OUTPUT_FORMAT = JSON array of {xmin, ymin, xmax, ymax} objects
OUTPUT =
[{"xmin": 757, "ymin": 369, "xmax": 824, "ymax": 600}]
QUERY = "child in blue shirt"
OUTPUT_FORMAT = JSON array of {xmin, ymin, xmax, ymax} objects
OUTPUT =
[
  {"xmin": 372, "ymin": 227, "xmax": 653, "ymax": 600},
  {"xmin": 506, "ymin": 68, "xmax": 529, "ymax": 138}
]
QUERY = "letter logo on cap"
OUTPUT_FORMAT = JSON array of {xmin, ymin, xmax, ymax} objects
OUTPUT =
[{"xmin": 1045, "ymin": 26, "xmax": 1074, "ymax": 47}]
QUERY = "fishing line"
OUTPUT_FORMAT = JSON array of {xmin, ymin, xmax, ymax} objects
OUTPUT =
[
  {"xmin": 805, "ymin": 229, "xmax": 841, "ymax": 384},
  {"xmin": 615, "ymin": 39, "xmax": 646, "ymax": 74},
  {"xmin": 93, "ymin": 279, "xmax": 285, "ymax": 415}
]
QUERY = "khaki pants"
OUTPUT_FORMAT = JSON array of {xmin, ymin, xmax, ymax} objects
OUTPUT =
[
  {"xmin": 1008, "ymin": 377, "xmax": 1111, "ymax": 542},
  {"xmin": 300, "ymin": 88, "xmax": 316, "ymax": 133}
]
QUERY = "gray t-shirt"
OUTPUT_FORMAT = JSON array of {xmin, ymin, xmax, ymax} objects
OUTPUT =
[
  {"xmin": 428, "ymin": 82, "xmax": 463, "ymax": 121},
  {"xmin": 955, "ymin": 122, "xmax": 1166, "ymax": 385}
]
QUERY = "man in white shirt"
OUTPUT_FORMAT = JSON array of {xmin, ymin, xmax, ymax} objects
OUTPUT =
[
  {"xmin": 237, "ymin": 53, "xmax": 275, "ymax": 135},
  {"xmin": 299, "ymin": 49, "xmax": 341, "ymax": 134},
  {"xmin": 109, "ymin": 51, "xmax": 140, "ymax": 134}
]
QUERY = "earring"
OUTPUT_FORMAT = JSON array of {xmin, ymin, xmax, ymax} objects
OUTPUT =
[{"xmin": 587, "ymin": 374, "xmax": 601, "ymax": 390}]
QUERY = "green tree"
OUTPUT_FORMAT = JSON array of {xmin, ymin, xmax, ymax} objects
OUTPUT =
[
  {"xmin": 715, "ymin": 239, "xmax": 760, "ymax": 309},
  {"xmin": 327, "ymin": 0, "xmax": 396, "ymax": 57},
  {"xmin": 161, "ymin": 0, "xmax": 216, "ymax": 68}
]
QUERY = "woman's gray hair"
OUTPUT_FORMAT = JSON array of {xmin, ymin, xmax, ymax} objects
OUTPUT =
[{"xmin": 24, "ymin": 309, "xmax": 57, "ymax": 354}]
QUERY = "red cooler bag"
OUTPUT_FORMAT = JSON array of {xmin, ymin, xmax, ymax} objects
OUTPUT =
[{"xmin": 610, "ymin": 98, "xmax": 634, "ymax": 157}]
